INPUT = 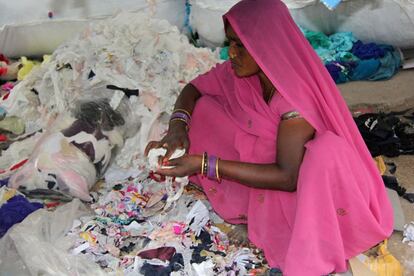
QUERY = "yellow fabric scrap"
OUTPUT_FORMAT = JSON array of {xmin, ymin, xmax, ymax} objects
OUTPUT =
[
  {"xmin": 17, "ymin": 55, "xmax": 51, "ymax": 80},
  {"xmin": 80, "ymin": 232, "xmax": 97, "ymax": 245},
  {"xmin": 215, "ymin": 223, "xmax": 233, "ymax": 234},
  {"xmin": 374, "ymin": 156, "xmax": 387, "ymax": 175},
  {"xmin": 1, "ymin": 187, "xmax": 17, "ymax": 203},
  {"xmin": 363, "ymin": 240, "xmax": 403, "ymax": 276}
]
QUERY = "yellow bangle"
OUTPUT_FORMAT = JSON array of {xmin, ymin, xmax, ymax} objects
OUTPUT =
[
  {"xmin": 201, "ymin": 154, "xmax": 205, "ymax": 175},
  {"xmin": 216, "ymin": 158, "xmax": 220, "ymax": 182},
  {"xmin": 170, "ymin": 117, "xmax": 189, "ymax": 125},
  {"xmin": 173, "ymin": 108, "xmax": 191, "ymax": 118}
]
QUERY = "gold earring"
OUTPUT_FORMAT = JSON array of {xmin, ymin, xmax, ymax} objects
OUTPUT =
[{"xmin": 229, "ymin": 53, "xmax": 236, "ymax": 59}]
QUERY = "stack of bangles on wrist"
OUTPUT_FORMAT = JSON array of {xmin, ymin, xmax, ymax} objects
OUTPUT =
[
  {"xmin": 170, "ymin": 109, "xmax": 191, "ymax": 129},
  {"xmin": 201, "ymin": 152, "xmax": 221, "ymax": 182}
]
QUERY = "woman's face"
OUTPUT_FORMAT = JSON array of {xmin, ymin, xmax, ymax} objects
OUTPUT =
[{"xmin": 226, "ymin": 24, "xmax": 261, "ymax": 77}]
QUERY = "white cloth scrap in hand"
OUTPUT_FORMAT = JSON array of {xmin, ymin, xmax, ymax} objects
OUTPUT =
[
  {"xmin": 147, "ymin": 148, "xmax": 186, "ymax": 171},
  {"xmin": 147, "ymin": 147, "xmax": 188, "ymax": 210}
]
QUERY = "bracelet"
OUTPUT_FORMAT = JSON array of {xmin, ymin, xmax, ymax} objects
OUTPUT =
[
  {"xmin": 170, "ymin": 117, "xmax": 188, "ymax": 126},
  {"xmin": 201, "ymin": 152, "xmax": 207, "ymax": 175},
  {"xmin": 207, "ymin": 155, "xmax": 218, "ymax": 180},
  {"xmin": 170, "ymin": 111, "xmax": 190, "ymax": 122},
  {"xmin": 173, "ymin": 108, "xmax": 191, "ymax": 119},
  {"xmin": 216, "ymin": 158, "xmax": 221, "ymax": 182},
  {"xmin": 202, "ymin": 152, "xmax": 208, "ymax": 177},
  {"xmin": 170, "ymin": 111, "xmax": 191, "ymax": 129}
]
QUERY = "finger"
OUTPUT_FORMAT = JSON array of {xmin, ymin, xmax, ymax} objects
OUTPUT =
[
  {"xmin": 162, "ymin": 144, "xmax": 180, "ymax": 163},
  {"xmin": 145, "ymin": 141, "xmax": 161, "ymax": 156},
  {"xmin": 158, "ymin": 155, "xmax": 164, "ymax": 166},
  {"xmin": 156, "ymin": 168, "xmax": 181, "ymax": 177},
  {"xmin": 183, "ymin": 140, "xmax": 190, "ymax": 153},
  {"xmin": 164, "ymin": 157, "xmax": 182, "ymax": 167}
]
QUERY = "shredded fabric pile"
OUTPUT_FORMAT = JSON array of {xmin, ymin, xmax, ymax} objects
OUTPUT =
[
  {"xmin": 0, "ymin": 10, "xmax": 271, "ymax": 276},
  {"xmin": 67, "ymin": 178, "xmax": 266, "ymax": 275},
  {"xmin": 0, "ymin": 11, "xmax": 219, "ymax": 181}
]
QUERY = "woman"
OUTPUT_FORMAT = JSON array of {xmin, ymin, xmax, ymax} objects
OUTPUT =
[{"xmin": 145, "ymin": 0, "xmax": 393, "ymax": 274}]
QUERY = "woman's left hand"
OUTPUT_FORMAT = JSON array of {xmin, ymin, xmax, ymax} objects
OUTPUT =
[{"xmin": 156, "ymin": 154, "xmax": 202, "ymax": 177}]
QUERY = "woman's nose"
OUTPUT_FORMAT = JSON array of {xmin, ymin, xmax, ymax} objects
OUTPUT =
[{"xmin": 229, "ymin": 42, "xmax": 237, "ymax": 59}]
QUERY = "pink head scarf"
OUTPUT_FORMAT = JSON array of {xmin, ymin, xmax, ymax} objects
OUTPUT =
[
  {"xmin": 225, "ymin": 0, "xmax": 356, "ymax": 142},
  {"xmin": 223, "ymin": 0, "xmax": 387, "ymax": 197}
]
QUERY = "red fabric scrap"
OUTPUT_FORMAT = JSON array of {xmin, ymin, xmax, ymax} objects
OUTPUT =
[{"xmin": 10, "ymin": 159, "xmax": 28, "ymax": 171}]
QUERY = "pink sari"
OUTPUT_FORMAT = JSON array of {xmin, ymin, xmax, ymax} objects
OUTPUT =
[{"xmin": 188, "ymin": 0, "xmax": 393, "ymax": 275}]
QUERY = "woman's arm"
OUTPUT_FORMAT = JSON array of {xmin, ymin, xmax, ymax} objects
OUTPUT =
[
  {"xmin": 158, "ymin": 118, "xmax": 315, "ymax": 192},
  {"xmin": 172, "ymin": 83, "xmax": 201, "ymax": 119},
  {"xmin": 145, "ymin": 83, "xmax": 201, "ymax": 161}
]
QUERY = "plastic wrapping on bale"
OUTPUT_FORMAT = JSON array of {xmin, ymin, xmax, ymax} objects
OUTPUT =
[
  {"xmin": 0, "ymin": 199, "xmax": 105, "ymax": 275},
  {"xmin": 9, "ymin": 92, "xmax": 138, "ymax": 201}
]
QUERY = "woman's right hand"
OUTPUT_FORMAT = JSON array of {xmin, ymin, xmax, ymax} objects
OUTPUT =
[{"xmin": 144, "ymin": 121, "xmax": 190, "ymax": 163}]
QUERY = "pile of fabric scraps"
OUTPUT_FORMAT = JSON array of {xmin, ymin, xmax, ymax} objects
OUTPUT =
[
  {"xmin": 8, "ymin": 96, "xmax": 137, "ymax": 201},
  {"xmin": 354, "ymin": 110, "xmax": 414, "ymax": 203},
  {"xmin": 67, "ymin": 177, "xmax": 266, "ymax": 275},
  {"xmin": 0, "ymin": 12, "xmax": 219, "ymax": 199},
  {"xmin": 0, "ymin": 53, "xmax": 43, "ymax": 166},
  {"xmin": 0, "ymin": 53, "xmax": 20, "ymax": 83},
  {"xmin": 0, "ymin": 185, "xmax": 43, "ymax": 238},
  {"xmin": 354, "ymin": 110, "xmax": 414, "ymax": 158}
]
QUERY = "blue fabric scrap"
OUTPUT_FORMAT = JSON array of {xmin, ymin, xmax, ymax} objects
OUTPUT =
[
  {"xmin": 0, "ymin": 195, "xmax": 43, "ymax": 238},
  {"xmin": 368, "ymin": 45, "xmax": 402, "ymax": 81},
  {"xmin": 352, "ymin": 40, "xmax": 386, "ymax": 60},
  {"xmin": 0, "ymin": 178, "xmax": 9, "ymax": 187},
  {"xmin": 349, "ymin": 59, "xmax": 381, "ymax": 81}
]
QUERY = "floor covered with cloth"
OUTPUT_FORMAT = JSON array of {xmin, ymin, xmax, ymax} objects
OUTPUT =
[
  {"xmin": 340, "ymin": 68, "xmax": 414, "ymax": 275},
  {"xmin": 387, "ymin": 155, "xmax": 414, "ymax": 275}
]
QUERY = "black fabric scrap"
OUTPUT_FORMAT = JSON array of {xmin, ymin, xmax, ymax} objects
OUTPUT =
[
  {"xmin": 140, "ymin": 253, "xmax": 184, "ymax": 276},
  {"xmin": 190, "ymin": 229, "xmax": 226, "ymax": 264},
  {"xmin": 56, "ymin": 63, "xmax": 72, "ymax": 71},
  {"xmin": 88, "ymin": 70, "xmax": 96, "ymax": 79},
  {"xmin": 113, "ymin": 184, "xmax": 123, "ymax": 190},
  {"xmin": 386, "ymin": 162, "xmax": 397, "ymax": 174},
  {"xmin": 106, "ymin": 84, "xmax": 139, "ymax": 98},
  {"xmin": 354, "ymin": 110, "xmax": 414, "ymax": 157},
  {"xmin": 403, "ymin": 194, "xmax": 414, "ymax": 204},
  {"xmin": 382, "ymin": 175, "xmax": 414, "ymax": 203}
]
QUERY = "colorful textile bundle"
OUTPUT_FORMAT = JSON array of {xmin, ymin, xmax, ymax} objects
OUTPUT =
[{"xmin": 301, "ymin": 28, "xmax": 401, "ymax": 84}]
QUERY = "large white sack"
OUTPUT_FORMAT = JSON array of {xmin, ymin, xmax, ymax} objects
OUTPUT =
[
  {"xmin": 0, "ymin": 0, "xmax": 186, "ymax": 57},
  {"xmin": 189, "ymin": 0, "xmax": 414, "ymax": 49}
]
